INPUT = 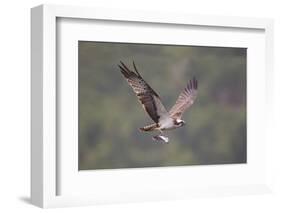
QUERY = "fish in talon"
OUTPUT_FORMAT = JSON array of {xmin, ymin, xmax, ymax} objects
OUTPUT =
[{"xmin": 152, "ymin": 135, "xmax": 169, "ymax": 143}]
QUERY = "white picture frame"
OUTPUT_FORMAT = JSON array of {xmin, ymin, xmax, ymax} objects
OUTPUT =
[{"xmin": 31, "ymin": 4, "xmax": 274, "ymax": 208}]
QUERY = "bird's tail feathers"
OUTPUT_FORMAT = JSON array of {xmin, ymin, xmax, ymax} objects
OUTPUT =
[{"xmin": 139, "ymin": 123, "xmax": 158, "ymax": 132}]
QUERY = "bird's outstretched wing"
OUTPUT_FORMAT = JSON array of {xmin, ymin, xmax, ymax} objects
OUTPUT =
[
  {"xmin": 119, "ymin": 61, "xmax": 169, "ymax": 123},
  {"xmin": 169, "ymin": 77, "xmax": 198, "ymax": 119}
]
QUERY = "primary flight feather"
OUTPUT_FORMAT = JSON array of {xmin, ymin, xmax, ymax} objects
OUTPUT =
[{"xmin": 119, "ymin": 61, "xmax": 198, "ymax": 142}]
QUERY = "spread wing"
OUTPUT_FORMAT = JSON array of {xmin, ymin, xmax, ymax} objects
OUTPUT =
[
  {"xmin": 169, "ymin": 77, "xmax": 198, "ymax": 119},
  {"xmin": 119, "ymin": 61, "xmax": 169, "ymax": 124}
]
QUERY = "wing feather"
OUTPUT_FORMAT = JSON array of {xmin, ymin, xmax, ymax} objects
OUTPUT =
[
  {"xmin": 119, "ymin": 61, "xmax": 169, "ymax": 123},
  {"xmin": 169, "ymin": 77, "xmax": 198, "ymax": 119}
]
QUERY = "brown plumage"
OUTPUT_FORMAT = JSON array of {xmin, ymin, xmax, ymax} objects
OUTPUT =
[
  {"xmin": 118, "ymin": 61, "xmax": 169, "ymax": 124},
  {"xmin": 169, "ymin": 77, "xmax": 198, "ymax": 119}
]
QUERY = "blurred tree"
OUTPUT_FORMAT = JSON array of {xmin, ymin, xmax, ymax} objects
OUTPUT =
[{"xmin": 78, "ymin": 41, "xmax": 246, "ymax": 170}]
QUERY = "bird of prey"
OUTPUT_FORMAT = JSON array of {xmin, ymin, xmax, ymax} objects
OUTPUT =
[{"xmin": 119, "ymin": 61, "xmax": 198, "ymax": 143}]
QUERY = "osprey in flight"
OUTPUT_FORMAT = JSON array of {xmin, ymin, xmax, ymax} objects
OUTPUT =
[{"xmin": 119, "ymin": 61, "xmax": 198, "ymax": 143}]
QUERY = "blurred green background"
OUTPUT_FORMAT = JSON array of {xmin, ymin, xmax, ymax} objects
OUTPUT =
[{"xmin": 78, "ymin": 41, "xmax": 246, "ymax": 170}]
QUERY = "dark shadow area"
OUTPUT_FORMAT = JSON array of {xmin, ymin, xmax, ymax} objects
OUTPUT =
[{"xmin": 18, "ymin": 196, "xmax": 32, "ymax": 205}]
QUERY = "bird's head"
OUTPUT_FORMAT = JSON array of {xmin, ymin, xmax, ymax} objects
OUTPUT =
[{"xmin": 175, "ymin": 119, "xmax": 186, "ymax": 127}]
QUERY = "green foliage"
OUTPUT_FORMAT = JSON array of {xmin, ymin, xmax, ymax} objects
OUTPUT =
[{"xmin": 78, "ymin": 41, "xmax": 247, "ymax": 170}]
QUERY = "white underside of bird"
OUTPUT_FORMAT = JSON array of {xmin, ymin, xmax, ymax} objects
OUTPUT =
[
  {"xmin": 158, "ymin": 118, "xmax": 183, "ymax": 130},
  {"xmin": 151, "ymin": 118, "xmax": 185, "ymax": 143}
]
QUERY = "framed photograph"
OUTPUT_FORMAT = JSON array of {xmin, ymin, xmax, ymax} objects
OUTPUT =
[{"xmin": 31, "ymin": 4, "xmax": 274, "ymax": 208}]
